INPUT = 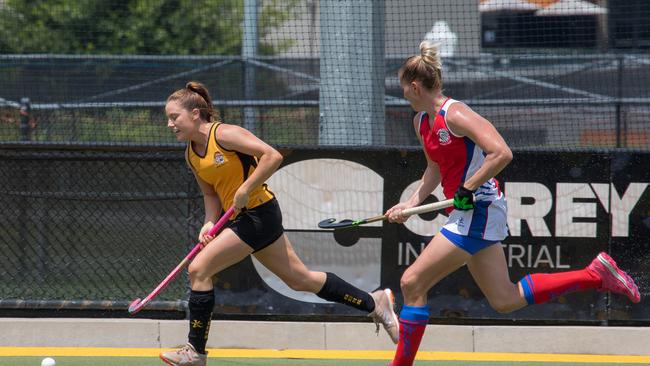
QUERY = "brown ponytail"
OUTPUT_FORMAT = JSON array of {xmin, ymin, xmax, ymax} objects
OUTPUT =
[{"xmin": 167, "ymin": 81, "xmax": 221, "ymax": 123}]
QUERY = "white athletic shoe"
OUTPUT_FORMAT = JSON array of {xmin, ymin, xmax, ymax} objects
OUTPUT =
[
  {"xmin": 368, "ymin": 288, "xmax": 399, "ymax": 344},
  {"xmin": 160, "ymin": 343, "xmax": 207, "ymax": 366}
]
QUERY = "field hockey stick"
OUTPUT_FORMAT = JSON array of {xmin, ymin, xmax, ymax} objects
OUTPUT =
[
  {"xmin": 128, "ymin": 206, "xmax": 236, "ymax": 314},
  {"xmin": 318, "ymin": 198, "xmax": 454, "ymax": 230}
]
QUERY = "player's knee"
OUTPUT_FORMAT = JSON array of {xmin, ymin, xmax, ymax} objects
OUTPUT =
[
  {"xmin": 188, "ymin": 262, "xmax": 209, "ymax": 282},
  {"xmin": 400, "ymin": 270, "xmax": 423, "ymax": 297},
  {"xmin": 488, "ymin": 298, "xmax": 518, "ymax": 314},
  {"xmin": 486, "ymin": 285, "xmax": 524, "ymax": 313}
]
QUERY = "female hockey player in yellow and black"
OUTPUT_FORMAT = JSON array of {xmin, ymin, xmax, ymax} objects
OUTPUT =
[{"xmin": 159, "ymin": 81, "xmax": 398, "ymax": 366}]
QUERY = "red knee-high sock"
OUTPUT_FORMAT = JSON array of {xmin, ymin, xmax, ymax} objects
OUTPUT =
[
  {"xmin": 391, "ymin": 304, "xmax": 429, "ymax": 366},
  {"xmin": 519, "ymin": 269, "xmax": 601, "ymax": 304},
  {"xmin": 391, "ymin": 319, "xmax": 426, "ymax": 366}
]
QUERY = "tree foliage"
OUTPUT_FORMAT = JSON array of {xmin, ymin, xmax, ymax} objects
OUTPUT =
[{"xmin": 0, "ymin": 0, "xmax": 299, "ymax": 54}]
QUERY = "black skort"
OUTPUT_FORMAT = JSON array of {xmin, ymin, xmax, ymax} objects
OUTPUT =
[{"xmin": 228, "ymin": 198, "xmax": 284, "ymax": 252}]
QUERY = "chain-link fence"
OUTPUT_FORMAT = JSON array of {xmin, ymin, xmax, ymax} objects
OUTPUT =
[
  {"xmin": 0, "ymin": 148, "xmax": 201, "ymax": 311},
  {"xmin": 1, "ymin": 0, "xmax": 650, "ymax": 316},
  {"xmin": 1, "ymin": 1, "xmax": 649, "ymax": 149},
  {"xmin": 1, "ymin": 54, "xmax": 649, "ymax": 149}
]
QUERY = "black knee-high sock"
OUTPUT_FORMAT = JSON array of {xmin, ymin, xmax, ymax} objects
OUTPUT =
[
  {"xmin": 316, "ymin": 272, "xmax": 375, "ymax": 312},
  {"xmin": 188, "ymin": 289, "xmax": 215, "ymax": 354}
]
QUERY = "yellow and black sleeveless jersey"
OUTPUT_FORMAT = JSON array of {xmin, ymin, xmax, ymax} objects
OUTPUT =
[{"xmin": 186, "ymin": 123, "xmax": 274, "ymax": 211}]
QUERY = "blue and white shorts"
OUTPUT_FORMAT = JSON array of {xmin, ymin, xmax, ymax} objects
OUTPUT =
[{"xmin": 440, "ymin": 193, "xmax": 508, "ymax": 255}]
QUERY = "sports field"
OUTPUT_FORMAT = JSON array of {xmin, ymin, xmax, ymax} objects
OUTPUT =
[
  {"xmin": 0, "ymin": 357, "xmax": 647, "ymax": 366},
  {"xmin": 2, "ymin": 349, "xmax": 649, "ymax": 366},
  {"xmin": 1, "ymin": 359, "xmax": 648, "ymax": 366}
]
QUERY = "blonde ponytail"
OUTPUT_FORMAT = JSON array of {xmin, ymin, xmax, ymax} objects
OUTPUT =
[
  {"xmin": 419, "ymin": 40, "xmax": 442, "ymax": 72},
  {"xmin": 399, "ymin": 41, "xmax": 444, "ymax": 91}
]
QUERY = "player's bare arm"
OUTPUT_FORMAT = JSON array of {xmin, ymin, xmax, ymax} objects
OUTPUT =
[
  {"xmin": 410, "ymin": 112, "xmax": 442, "ymax": 206},
  {"xmin": 217, "ymin": 124, "xmax": 283, "ymax": 209},
  {"xmin": 387, "ymin": 113, "xmax": 442, "ymax": 223},
  {"xmin": 185, "ymin": 151, "xmax": 223, "ymax": 243},
  {"xmin": 445, "ymin": 103, "xmax": 512, "ymax": 191}
]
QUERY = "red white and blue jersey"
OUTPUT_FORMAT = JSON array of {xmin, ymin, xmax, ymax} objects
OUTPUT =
[{"xmin": 418, "ymin": 98, "xmax": 508, "ymax": 242}]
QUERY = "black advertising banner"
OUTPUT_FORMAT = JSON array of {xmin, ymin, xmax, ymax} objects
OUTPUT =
[
  {"xmin": 609, "ymin": 153, "xmax": 650, "ymax": 321},
  {"xmin": 212, "ymin": 148, "xmax": 649, "ymax": 324}
]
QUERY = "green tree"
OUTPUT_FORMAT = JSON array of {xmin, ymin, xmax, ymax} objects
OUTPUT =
[{"xmin": 0, "ymin": 0, "xmax": 299, "ymax": 55}]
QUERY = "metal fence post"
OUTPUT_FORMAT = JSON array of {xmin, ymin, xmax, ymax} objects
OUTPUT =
[
  {"xmin": 615, "ymin": 55, "xmax": 624, "ymax": 148},
  {"xmin": 19, "ymin": 97, "xmax": 31, "ymax": 141},
  {"xmin": 242, "ymin": 0, "xmax": 259, "ymax": 135}
]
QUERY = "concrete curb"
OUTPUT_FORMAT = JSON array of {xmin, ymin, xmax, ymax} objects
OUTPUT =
[{"xmin": 1, "ymin": 318, "xmax": 648, "ymax": 356}]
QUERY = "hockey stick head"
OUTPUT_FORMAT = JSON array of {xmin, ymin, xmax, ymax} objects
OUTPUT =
[
  {"xmin": 317, "ymin": 218, "xmax": 355, "ymax": 229},
  {"xmin": 128, "ymin": 298, "xmax": 145, "ymax": 314},
  {"xmin": 127, "ymin": 206, "xmax": 236, "ymax": 316}
]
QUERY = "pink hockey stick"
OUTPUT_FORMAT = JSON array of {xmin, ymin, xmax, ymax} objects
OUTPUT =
[{"xmin": 128, "ymin": 206, "xmax": 236, "ymax": 314}]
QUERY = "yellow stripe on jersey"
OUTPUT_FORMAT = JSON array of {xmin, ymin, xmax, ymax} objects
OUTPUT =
[{"xmin": 186, "ymin": 123, "xmax": 274, "ymax": 211}]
